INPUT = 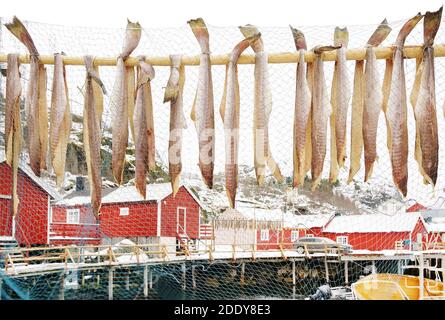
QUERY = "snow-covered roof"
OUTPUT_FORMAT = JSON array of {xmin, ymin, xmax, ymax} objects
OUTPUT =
[
  {"xmin": 56, "ymin": 182, "xmax": 203, "ymax": 207},
  {"xmin": 0, "ymin": 150, "xmax": 61, "ymax": 200},
  {"xmin": 323, "ymin": 213, "xmax": 424, "ymax": 233}
]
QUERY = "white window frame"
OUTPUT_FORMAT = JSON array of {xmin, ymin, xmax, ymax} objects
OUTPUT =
[
  {"xmin": 291, "ymin": 230, "xmax": 299, "ymax": 242},
  {"xmin": 177, "ymin": 207, "xmax": 187, "ymax": 233},
  {"xmin": 66, "ymin": 209, "xmax": 80, "ymax": 224},
  {"xmin": 336, "ymin": 236, "xmax": 348, "ymax": 245},
  {"xmin": 260, "ymin": 229, "xmax": 270, "ymax": 241},
  {"xmin": 119, "ymin": 207, "xmax": 130, "ymax": 216}
]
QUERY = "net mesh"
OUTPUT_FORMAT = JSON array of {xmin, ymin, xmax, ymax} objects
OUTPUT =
[{"xmin": 0, "ymin": 15, "xmax": 444, "ymax": 300}]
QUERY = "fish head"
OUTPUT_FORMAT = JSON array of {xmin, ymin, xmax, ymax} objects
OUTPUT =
[
  {"xmin": 367, "ymin": 18, "xmax": 392, "ymax": 47},
  {"xmin": 290, "ymin": 26, "xmax": 307, "ymax": 51}
]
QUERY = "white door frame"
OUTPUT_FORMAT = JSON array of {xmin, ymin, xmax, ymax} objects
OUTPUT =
[{"xmin": 176, "ymin": 207, "xmax": 187, "ymax": 234}]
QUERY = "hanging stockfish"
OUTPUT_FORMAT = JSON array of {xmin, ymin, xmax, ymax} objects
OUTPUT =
[
  {"xmin": 329, "ymin": 27, "xmax": 350, "ymax": 183},
  {"xmin": 5, "ymin": 16, "xmax": 48, "ymax": 176},
  {"xmin": 110, "ymin": 19, "xmax": 141, "ymax": 185},
  {"xmin": 188, "ymin": 18, "xmax": 215, "ymax": 189},
  {"xmin": 134, "ymin": 57, "xmax": 156, "ymax": 199},
  {"xmin": 83, "ymin": 56, "xmax": 107, "ymax": 217},
  {"xmin": 384, "ymin": 13, "xmax": 423, "ymax": 197},
  {"xmin": 311, "ymin": 46, "xmax": 339, "ymax": 191},
  {"xmin": 410, "ymin": 7, "xmax": 442, "ymax": 186},
  {"xmin": 289, "ymin": 27, "xmax": 311, "ymax": 188},
  {"xmin": 5, "ymin": 54, "xmax": 22, "ymax": 216},
  {"xmin": 220, "ymin": 34, "xmax": 261, "ymax": 208},
  {"xmin": 50, "ymin": 53, "xmax": 72, "ymax": 188},
  {"xmin": 362, "ymin": 20, "xmax": 392, "ymax": 182},
  {"xmin": 164, "ymin": 55, "xmax": 186, "ymax": 197},
  {"xmin": 239, "ymin": 25, "xmax": 283, "ymax": 186}
]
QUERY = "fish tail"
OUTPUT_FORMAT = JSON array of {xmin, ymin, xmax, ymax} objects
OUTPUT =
[
  {"xmin": 290, "ymin": 26, "xmax": 307, "ymax": 51},
  {"xmin": 364, "ymin": 161, "xmax": 374, "ymax": 182},
  {"xmin": 266, "ymin": 153, "xmax": 284, "ymax": 183},
  {"xmin": 334, "ymin": 27, "xmax": 349, "ymax": 47},
  {"xmin": 395, "ymin": 13, "xmax": 423, "ymax": 47},
  {"xmin": 188, "ymin": 18, "xmax": 210, "ymax": 52},
  {"xmin": 424, "ymin": 7, "xmax": 442, "ymax": 47},
  {"xmin": 239, "ymin": 24, "xmax": 264, "ymax": 52},
  {"xmin": 367, "ymin": 18, "xmax": 392, "ymax": 47},
  {"xmin": 5, "ymin": 16, "xmax": 39, "ymax": 55}
]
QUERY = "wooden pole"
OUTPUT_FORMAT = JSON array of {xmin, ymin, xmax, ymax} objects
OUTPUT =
[
  {"xmin": 442, "ymin": 257, "xmax": 445, "ymax": 296},
  {"xmin": 108, "ymin": 268, "xmax": 113, "ymax": 300},
  {"xmin": 419, "ymin": 254, "xmax": 425, "ymax": 300},
  {"xmin": 344, "ymin": 261, "xmax": 349, "ymax": 285},
  {"xmin": 149, "ymin": 268, "xmax": 153, "ymax": 289},
  {"xmin": 192, "ymin": 265, "xmax": 196, "ymax": 289},
  {"xmin": 0, "ymin": 277, "xmax": 3, "ymax": 301},
  {"xmin": 181, "ymin": 263, "xmax": 186, "ymax": 291},
  {"xmin": 125, "ymin": 271, "xmax": 130, "ymax": 291},
  {"xmin": 1, "ymin": 45, "xmax": 445, "ymax": 67},
  {"xmin": 292, "ymin": 260, "xmax": 296, "ymax": 286},
  {"xmin": 240, "ymin": 262, "xmax": 245, "ymax": 285},
  {"xmin": 143, "ymin": 265, "xmax": 148, "ymax": 297},
  {"xmin": 324, "ymin": 257, "xmax": 329, "ymax": 283},
  {"xmin": 59, "ymin": 272, "xmax": 65, "ymax": 300}
]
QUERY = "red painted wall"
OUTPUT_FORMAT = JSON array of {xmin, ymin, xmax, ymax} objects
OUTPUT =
[
  {"xmin": 322, "ymin": 219, "xmax": 427, "ymax": 251},
  {"xmin": 98, "ymin": 202, "xmax": 158, "ymax": 238},
  {"xmin": 0, "ymin": 163, "xmax": 49, "ymax": 245},
  {"xmin": 160, "ymin": 186, "xmax": 200, "ymax": 239}
]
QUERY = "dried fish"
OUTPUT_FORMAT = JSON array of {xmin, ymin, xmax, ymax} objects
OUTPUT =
[
  {"xmin": 311, "ymin": 46, "xmax": 339, "ymax": 191},
  {"xmin": 362, "ymin": 19, "xmax": 392, "ymax": 182},
  {"xmin": 410, "ymin": 7, "xmax": 442, "ymax": 186},
  {"xmin": 50, "ymin": 53, "xmax": 72, "ymax": 187},
  {"xmin": 220, "ymin": 34, "xmax": 261, "ymax": 208},
  {"xmin": 164, "ymin": 55, "xmax": 186, "ymax": 196},
  {"xmin": 5, "ymin": 54, "xmax": 22, "ymax": 216},
  {"xmin": 289, "ymin": 27, "xmax": 311, "ymax": 188},
  {"xmin": 134, "ymin": 58, "xmax": 156, "ymax": 199},
  {"xmin": 330, "ymin": 27, "xmax": 350, "ymax": 183},
  {"xmin": 110, "ymin": 19, "xmax": 141, "ymax": 185},
  {"xmin": 188, "ymin": 18, "xmax": 215, "ymax": 189},
  {"xmin": 5, "ymin": 16, "xmax": 48, "ymax": 176},
  {"xmin": 83, "ymin": 56, "xmax": 106, "ymax": 216},
  {"xmin": 385, "ymin": 13, "xmax": 423, "ymax": 196},
  {"xmin": 239, "ymin": 25, "xmax": 283, "ymax": 186}
]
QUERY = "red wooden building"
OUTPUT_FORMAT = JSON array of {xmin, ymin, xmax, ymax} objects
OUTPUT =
[
  {"xmin": 321, "ymin": 212, "xmax": 428, "ymax": 251},
  {"xmin": 0, "ymin": 161, "xmax": 60, "ymax": 246},
  {"xmin": 52, "ymin": 183, "xmax": 203, "ymax": 245}
]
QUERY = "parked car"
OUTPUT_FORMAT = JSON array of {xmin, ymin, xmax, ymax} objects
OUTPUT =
[{"xmin": 293, "ymin": 236, "xmax": 353, "ymax": 254}]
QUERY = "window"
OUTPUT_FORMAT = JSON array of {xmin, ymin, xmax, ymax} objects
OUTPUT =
[
  {"xmin": 66, "ymin": 209, "xmax": 80, "ymax": 224},
  {"xmin": 120, "ymin": 207, "xmax": 129, "ymax": 216},
  {"xmin": 336, "ymin": 236, "xmax": 348, "ymax": 245},
  {"xmin": 291, "ymin": 230, "xmax": 299, "ymax": 242},
  {"xmin": 260, "ymin": 229, "xmax": 269, "ymax": 241},
  {"xmin": 306, "ymin": 234, "xmax": 314, "ymax": 238}
]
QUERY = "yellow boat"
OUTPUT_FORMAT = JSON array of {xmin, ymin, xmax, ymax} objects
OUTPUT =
[{"xmin": 352, "ymin": 274, "xmax": 445, "ymax": 300}]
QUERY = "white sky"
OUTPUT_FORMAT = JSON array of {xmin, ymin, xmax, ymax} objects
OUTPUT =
[{"xmin": 1, "ymin": 0, "xmax": 444, "ymax": 28}]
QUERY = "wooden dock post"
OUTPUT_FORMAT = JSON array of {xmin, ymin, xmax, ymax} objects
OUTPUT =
[
  {"xmin": 149, "ymin": 268, "xmax": 153, "ymax": 289},
  {"xmin": 125, "ymin": 270, "xmax": 130, "ymax": 291},
  {"xmin": 0, "ymin": 277, "xmax": 3, "ymax": 300},
  {"xmin": 58, "ymin": 272, "xmax": 65, "ymax": 300},
  {"xmin": 324, "ymin": 257, "xmax": 329, "ymax": 283},
  {"xmin": 240, "ymin": 262, "xmax": 246, "ymax": 285},
  {"xmin": 181, "ymin": 263, "xmax": 186, "ymax": 291},
  {"xmin": 192, "ymin": 265, "xmax": 197, "ymax": 289},
  {"xmin": 143, "ymin": 266, "xmax": 148, "ymax": 297},
  {"xmin": 442, "ymin": 257, "xmax": 445, "ymax": 296},
  {"xmin": 292, "ymin": 260, "xmax": 296, "ymax": 286},
  {"xmin": 344, "ymin": 261, "xmax": 349, "ymax": 285},
  {"xmin": 371, "ymin": 260, "xmax": 377, "ymax": 274},
  {"xmin": 108, "ymin": 268, "xmax": 114, "ymax": 300},
  {"xmin": 418, "ymin": 254, "xmax": 425, "ymax": 300}
]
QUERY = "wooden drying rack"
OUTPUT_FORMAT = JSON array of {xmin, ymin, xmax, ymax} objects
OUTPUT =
[{"xmin": 0, "ymin": 44, "xmax": 444, "ymax": 66}]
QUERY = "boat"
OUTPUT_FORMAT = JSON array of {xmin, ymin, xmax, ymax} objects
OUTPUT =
[{"xmin": 351, "ymin": 274, "xmax": 445, "ymax": 300}]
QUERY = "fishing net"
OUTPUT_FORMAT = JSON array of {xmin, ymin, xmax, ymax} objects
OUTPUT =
[{"xmin": 0, "ymin": 14, "xmax": 445, "ymax": 300}]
